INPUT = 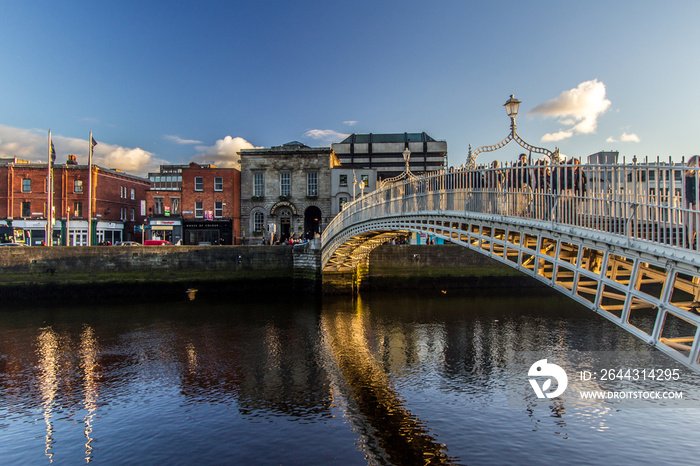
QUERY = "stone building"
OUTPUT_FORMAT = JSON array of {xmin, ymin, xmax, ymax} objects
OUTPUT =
[
  {"xmin": 145, "ymin": 162, "xmax": 241, "ymax": 245},
  {"xmin": 330, "ymin": 167, "xmax": 377, "ymax": 216},
  {"xmin": 331, "ymin": 132, "xmax": 447, "ymax": 181},
  {"xmin": 239, "ymin": 142, "xmax": 340, "ymax": 243},
  {"xmin": 0, "ymin": 156, "xmax": 149, "ymax": 245}
]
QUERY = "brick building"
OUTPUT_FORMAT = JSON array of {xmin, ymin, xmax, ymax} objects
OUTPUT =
[
  {"xmin": 145, "ymin": 162, "xmax": 240, "ymax": 244},
  {"xmin": 239, "ymin": 141, "xmax": 340, "ymax": 243},
  {"xmin": 0, "ymin": 156, "xmax": 150, "ymax": 245}
]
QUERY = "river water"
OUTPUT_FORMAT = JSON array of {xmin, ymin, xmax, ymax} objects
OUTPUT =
[{"xmin": 1, "ymin": 288, "xmax": 699, "ymax": 465}]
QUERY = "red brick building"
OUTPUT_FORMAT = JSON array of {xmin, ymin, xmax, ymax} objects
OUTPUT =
[
  {"xmin": 0, "ymin": 156, "xmax": 150, "ymax": 245},
  {"xmin": 145, "ymin": 162, "xmax": 240, "ymax": 244}
]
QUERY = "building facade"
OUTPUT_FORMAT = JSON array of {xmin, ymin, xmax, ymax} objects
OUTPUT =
[
  {"xmin": 145, "ymin": 162, "xmax": 241, "ymax": 245},
  {"xmin": 0, "ymin": 156, "xmax": 149, "ymax": 245},
  {"xmin": 330, "ymin": 167, "xmax": 377, "ymax": 216},
  {"xmin": 331, "ymin": 132, "xmax": 447, "ymax": 181},
  {"xmin": 239, "ymin": 142, "xmax": 340, "ymax": 243}
]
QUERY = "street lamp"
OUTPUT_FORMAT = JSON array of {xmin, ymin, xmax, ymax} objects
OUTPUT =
[
  {"xmin": 380, "ymin": 146, "xmax": 418, "ymax": 187},
  {"xmin": 466, "ymin": 94, "xmax": 560, "ymax": 168},
  {"xmin": 504, "ymin": 94, "xmax": 521, "ymax": 118}
]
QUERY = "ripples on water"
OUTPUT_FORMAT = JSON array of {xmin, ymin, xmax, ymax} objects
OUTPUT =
[{"xmin": 0, "ymin": 289, "xmax": 699, "ymax": 464}]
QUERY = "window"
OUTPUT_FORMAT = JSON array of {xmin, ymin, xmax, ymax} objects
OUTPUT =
[
  {"xmin": 73, "ymin": 202, "xmax": 83, "ymax": 217},
  {"xmin": 195, "ymin": 177, "xmax": 204, "ymax": 191},
  {"xmin": 74, "ymin": 180, "xmax": 83, "ymax": 193},
  {"xmin": 21, "ymin": 201, "xmax": 31, "ymax": 217},
  {"xmin": 339, "ymin": 197, "xmax": 348, "ymax": 210},
  {"xmin": 154, "ymin": 197, "xmax": 164, "ymax": 215},
  {"xmin": 307, "ymin": 172, "xmax": 318, "ymax": 196},
  {"xmin": 339, "ymin": 174, "xmax": 347, "ymax": 187},
  {"xmin": 254, "ymin": 211, "xmax": 264, "ymax": 232},
  {"xmin": 253, "ymin": 173, "xmax": 264, "ymax": 197},
  {"xmin": 215, "ymin": 201, "xmax": 223, "ymax": 218},
  {"xmin": 131, "ymin": 188, "xmax": 135, "ymax": 200},
  {"xmin": 130, "ymin": 208, "xmax": 135, "ymax": 221},
  {"xmin": 280, "ymin": 173, "xmax": 290, "ymax": 196},
  {"xmin": 214, "ymin": 177, "xmax": 223, "ymax": 191},
  {"xmin": 22, "ymin": 178, "xmax": 31, "ymax": 193},
  {"xmin": 121, "ymin": 207, "xmax": 127, "ymax": 220},
  {"xmin": 195, "ymin": 201, "xmax": 203, "ymax": 218},
  {"xmin": 171, "ymin": 197, "xmax": 180, "ymax": 215}
]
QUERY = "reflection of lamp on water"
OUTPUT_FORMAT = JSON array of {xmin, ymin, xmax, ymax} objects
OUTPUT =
[{"xmin": 466, "ymin": 94, "xmax": 560, "ymax": 169}]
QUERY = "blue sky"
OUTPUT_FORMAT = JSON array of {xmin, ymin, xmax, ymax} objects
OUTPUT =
[{"xmin": 1, "ymin": 1, "xmax": 698, "ymax": 175}]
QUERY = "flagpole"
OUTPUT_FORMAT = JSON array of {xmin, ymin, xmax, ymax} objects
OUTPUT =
[
  {"xmin": 47, "ymin": 130, "xmax": 51, "ymax": 245},
  {"xmin": 88, "ymin": 131, "xmax": 93, "ymax": 246}
]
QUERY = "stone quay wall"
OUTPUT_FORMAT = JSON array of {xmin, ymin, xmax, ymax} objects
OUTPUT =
[
  {"xmin": 0, "ymin": 245, "xmax": 319, "ymax": 301},
  {"xmin": 323, "ymin": 244, "xmax": 542, "ymax": 294}
]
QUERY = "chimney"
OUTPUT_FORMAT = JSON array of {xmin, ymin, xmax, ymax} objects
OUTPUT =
[{"xmin": 67, "ymin": 154, "xmax": 78, "ymax": 165}]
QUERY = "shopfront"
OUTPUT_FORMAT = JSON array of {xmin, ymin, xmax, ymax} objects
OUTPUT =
[
  {"xmin": 183, "ymin": 219, "xmax": 232, "ymax": 245},
  {"xmin": 148, "ymin": 219, "xmax": 183, "ymax": 244}
]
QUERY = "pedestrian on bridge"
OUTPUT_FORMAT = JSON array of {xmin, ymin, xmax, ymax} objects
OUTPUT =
[{"xmin": 685, "ymin": 155, "xmax": 700, "ymax": 249}]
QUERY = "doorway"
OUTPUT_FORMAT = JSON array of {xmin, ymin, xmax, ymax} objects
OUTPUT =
[{"xmin": 304, "ymin": 206, "xmax": 322, "ymax": 239}]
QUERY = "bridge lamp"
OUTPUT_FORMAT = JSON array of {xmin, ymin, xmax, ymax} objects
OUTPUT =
[{"xmin": 504, "ymin": 94, "xmax": 521, "ymax": 118}]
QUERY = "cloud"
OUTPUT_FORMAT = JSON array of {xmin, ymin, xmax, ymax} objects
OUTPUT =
[
  {"xmin": 0, "ymin": 124, "xmax": 168, "ymax": 176},
  {"xmin": 607, "ymin": 132, "xmax": 640, "ymax": 143},
  {"xmin": 542, "ymin": 130, "xmax": 574, "ymax": 142},
  {"xmin": 303, "ymin": 129, "xmax": 349, "ymax": 145},
  {"xmin": 530, "ymin": 80, "xmax": 612, "ymax": 141},
  {"xmin": 343, "ymin": 120, "xmax": 358, "ymax": 126},
  {"xmin": 193, "ymin": 136, "xmax": 260, "ymax": 168},
  {"xmin": 164, "ymin": 134, "xmax": 203, "ymax": 145}
]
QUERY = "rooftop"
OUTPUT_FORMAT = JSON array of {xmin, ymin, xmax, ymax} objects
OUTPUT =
[{"xmin": 338, "ymin": 132, "xmax": 440, "ymax": 144}]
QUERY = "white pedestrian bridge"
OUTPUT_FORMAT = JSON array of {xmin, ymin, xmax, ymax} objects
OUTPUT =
[{"xmin": 322, "ymin": 161, "xmax": 700, "ymax": 373}]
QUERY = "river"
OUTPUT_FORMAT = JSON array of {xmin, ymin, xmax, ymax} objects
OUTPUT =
[{"xmin": 1, "ymin": 288, "xmax": 699, "ymax": 465}]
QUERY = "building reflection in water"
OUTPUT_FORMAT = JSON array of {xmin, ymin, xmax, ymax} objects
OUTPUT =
[
  {"xmin": 80, "ymin": 325, "xmax": 99, "ymax": 463},
  {"xmin": 1, "ymin": 290, "xmax": 666, "ymax": 463}
]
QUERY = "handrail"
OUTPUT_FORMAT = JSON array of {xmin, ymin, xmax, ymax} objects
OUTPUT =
[{"xmin": 323, "ymin": 161, "xmax": 700, "ymax": 254}]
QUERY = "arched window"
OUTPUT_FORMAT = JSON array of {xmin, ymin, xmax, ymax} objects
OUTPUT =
[{"xmin": 253, "ymin": 211, "xmax": 264, "ymax": 233}]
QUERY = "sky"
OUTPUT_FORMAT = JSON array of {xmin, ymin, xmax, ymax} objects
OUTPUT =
[{"xmin": 1, "ymin": 1, "xmax": 699, "ymax": 176}]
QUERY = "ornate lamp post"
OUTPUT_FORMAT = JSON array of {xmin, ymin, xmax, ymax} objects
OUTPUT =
[
  {"xmin": 380, "ymin": 147, "xmax": 418, "ymax": 187},
  {"xmin": 466, "ymin": 95, "xmax": 561, "ymax": 169}
]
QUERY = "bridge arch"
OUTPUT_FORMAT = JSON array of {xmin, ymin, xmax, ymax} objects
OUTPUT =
[{"xmin": 322, "ymin": 164, "xmax": 700, "ymax": 373}]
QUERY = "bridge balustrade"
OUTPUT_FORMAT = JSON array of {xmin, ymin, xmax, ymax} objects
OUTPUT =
[{"xmin": 325, "ymin": 161, "xmax": 697, "ymax": 252}]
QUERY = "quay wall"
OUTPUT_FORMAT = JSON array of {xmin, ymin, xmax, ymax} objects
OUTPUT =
[
  {"xmin": 0, "ymin": 245, "xmax": 314, "ymax": 301},
  {"xmin": 323, "ymin": 244, "xmax": 543, "ymax": 293}
]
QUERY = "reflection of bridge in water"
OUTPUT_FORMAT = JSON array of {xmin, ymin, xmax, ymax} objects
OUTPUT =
[{"xmin": 322, "ymin": 161, "xmax": 700, "ymax": 373}]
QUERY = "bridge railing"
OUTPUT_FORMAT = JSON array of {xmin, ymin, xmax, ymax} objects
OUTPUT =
[{"xmin": 324, "ymin": 160, "xmax": 700, "ymax": 251}]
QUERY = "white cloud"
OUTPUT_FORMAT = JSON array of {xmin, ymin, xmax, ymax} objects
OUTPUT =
[
  {"xmin": 343, "ymin": 120, "xmax": 358, "ymax": 126},
  {"xmin": 621, "ymin": 132, "xmax": 640, "ymax": 142},
  {"xmin": 606, "ymin": 132, "xmax": 640, "ymax": 143},
  {"xmin": 530, "ymin": 79, "xmax": 612, "ymax": 141},
  {"xmin": 541, "ymin": 130, "xmax": 574, "ymax": 142},
  {"xmin": 0, "ymin": 124, "xmax": 168, "ymax": 176},
  {"xmin": 164, "ymin": 134, "xmax": 203, "ymax": 145},
  {"xmin": 303, "ymin": 129, "xmax": 349, "ymax": 145},
  {"xmin": 193, "ymin": 136, "xmax": 260, "ymax": 168}
]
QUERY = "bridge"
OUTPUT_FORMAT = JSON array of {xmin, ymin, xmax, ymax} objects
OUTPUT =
[{"xmin": 322, "ymin": 160, "xmax": 700, "ymax": 373}]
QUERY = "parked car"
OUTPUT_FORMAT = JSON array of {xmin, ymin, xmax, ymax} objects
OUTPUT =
[
  {"xmin": 143, "ymin": 240, "xmax": 172, "ymax": 246},
  {"xmin": 115, "ymin": 241, "xmax": 141, "ymax": 246},
  {"xmin": 0, "ymin": 242, "xmax": 28, "ymax": 246}
]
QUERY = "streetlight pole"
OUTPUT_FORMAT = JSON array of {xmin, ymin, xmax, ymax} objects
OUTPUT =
[{"xmin": 466, "ymin": 94, "xmax": 560, "ymax": 169}]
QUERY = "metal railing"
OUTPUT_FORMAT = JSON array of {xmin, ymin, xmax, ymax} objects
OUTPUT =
[{"xmin": 323, "ymin": 159, "xmax": 700, "ymax": 253}]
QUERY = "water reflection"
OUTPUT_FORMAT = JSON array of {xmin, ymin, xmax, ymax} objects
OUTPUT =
[
  {"xmin": 37, "ymin": 327, "xmax": 59, "ymax": 463},
  {"xmin": 320, "ymin": 295, "xmax": 455, "ymax": 464},
  {"xmin": 1, "ymin": 290, "xmax": 699, "ymax": 464}
]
